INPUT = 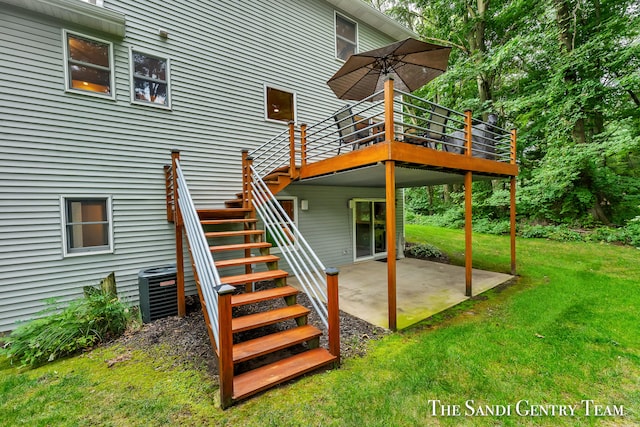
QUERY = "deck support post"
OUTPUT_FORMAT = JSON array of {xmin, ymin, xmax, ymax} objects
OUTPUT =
[
  {"xmin": 510, "ymin": 129, "xmax": 518, "ymax": 275},
  {"xmin": 385, "ymin": 160, "xmax": 397, "ymax": 331},
  {"xmin": 171, "ymin": 149, "xmax": 186, "ymax": 317},
  {"xmin": 326, "ymin": 268, "xmax": 341, "ymax": 365},
  {"xmin": 464, "ymin": 111, "xmax": 473, "ymax": 297},
  {"xmin": 218, "ymin": 284, "xmax": 236, "ymax": 409}
]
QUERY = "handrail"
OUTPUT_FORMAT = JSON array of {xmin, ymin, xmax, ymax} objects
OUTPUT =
[
  {"xmin": 174, "ymin": 159, "xmax": 225, "ymax": 348},
  {"xmin": 250, "ymin": 165, "xmax": 329, "ymax": 328},
  {"xmin": 250, "ymin": 126, "xmax": 292, "ymax": 177}
]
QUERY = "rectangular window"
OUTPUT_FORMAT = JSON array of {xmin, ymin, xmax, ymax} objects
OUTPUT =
[
  {"xmin": 63, "ymin": 30, "xmax": 114, "ymax": 98},
  {"xmin": 265, "ymin": 85, "xmax": 296, "ymax": 123},
  {"xmin": 131, "ymin": 49, "xmax": 170, "ymax": 108},
  {"xmin": 62, "ymin": 197, "xmax": 113, "ymax": 256},
  {"xmin": 335, "ymin": 13, "xmax": 357, "ymax": 61}
]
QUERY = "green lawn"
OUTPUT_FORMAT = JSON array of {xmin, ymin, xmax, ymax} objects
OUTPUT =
[{"xmin": 2, "ymin": 226, "xmax": 638, "ymax": 426}]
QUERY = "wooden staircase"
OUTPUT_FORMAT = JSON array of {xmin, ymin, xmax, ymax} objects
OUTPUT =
[{"xmin": 197, "ymin": 205, "xmax": 337, "ymax": 407}]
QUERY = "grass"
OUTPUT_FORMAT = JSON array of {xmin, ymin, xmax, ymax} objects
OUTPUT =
[{"xmin": 1, "ymin": 225, "xmax": 639, "ymax": 426}]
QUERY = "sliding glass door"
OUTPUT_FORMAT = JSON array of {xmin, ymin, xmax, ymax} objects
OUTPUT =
[{"xmin": 353, "ymin": 199, "xmax": 386, "ymax": 261}]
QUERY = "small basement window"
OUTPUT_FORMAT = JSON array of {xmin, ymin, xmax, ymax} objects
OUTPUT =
[
  {"xmin": 62, "ymin": 197, "xmax": 113, "ymax": 256},
  {"xmin": 63, "ymin": 30, "xmax": 114, "ymax": 98},
  {"xmin": 265, "ymin": 85, "xmax": 296, "ymax": 123},
  {"xmin": 131, "ymin": 49, "xmax": 170, "ymax": 108}
]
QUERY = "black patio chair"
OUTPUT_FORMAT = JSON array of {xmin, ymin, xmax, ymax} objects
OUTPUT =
[{"xmin": 334, "ymin": 106, "xmax": 373, "ymax": 155}]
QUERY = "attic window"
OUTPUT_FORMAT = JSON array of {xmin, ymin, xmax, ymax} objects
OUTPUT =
[
  {"xmin": 63, "ymin": 30, "xmax": 114, "ymax": 99},
  {"xmin": 335, "ymin": 13, "xmax": 357, "ymax": 61}
]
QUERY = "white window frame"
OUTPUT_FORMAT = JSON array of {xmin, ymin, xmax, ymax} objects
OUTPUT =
[
  {"xmin": 60, "ymin": 195, "xmax": 114, "ymax": 257},
  {"xmin": 62, "ymin": 30, "xmax": 115, "ymax": 100},
  {"xmin": 334, "ymin": 12, "xmax": 358, "ymax": 61},
  {"xmin": 129, "ymin": 47, "xmax": 171, "ymax": 109},
  {"xmin": 266, "ymin": 196, "xmax": 298, "ymax": 254},
  {"xmin": 352, "ymin": 198, "xmax": 387, "ymax": 262},
  {"xmin": 264, "ymin": 84, "xmax": 297, "ymax": 125}
]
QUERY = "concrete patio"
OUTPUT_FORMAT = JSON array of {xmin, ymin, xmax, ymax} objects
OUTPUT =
[{"xmin": 289, "ymin": 258, "xmax": 514, "ymax": 330}]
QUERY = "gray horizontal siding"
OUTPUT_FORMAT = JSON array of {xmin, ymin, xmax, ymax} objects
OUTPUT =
[{"xmin": 1, "ymin": 0, "xmax": 400, "ymax": 331}]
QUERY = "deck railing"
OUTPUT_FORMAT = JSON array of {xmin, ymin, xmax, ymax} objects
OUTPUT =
[
  {"xmin": 169, "ymin": 154, "xmax": 227, "ymax": 350},
  {"xmin": 250, "ymin": 165, "xmax": 330, "ymax": 328}
]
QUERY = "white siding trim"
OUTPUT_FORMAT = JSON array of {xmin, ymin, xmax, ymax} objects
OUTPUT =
[
  {"xmin": 62, "ymin": 29, "xmax": 116, "ymax": 100},
  {"xmin": 59, "ymin": 195, "xmax": 114, "ymax": 258}
]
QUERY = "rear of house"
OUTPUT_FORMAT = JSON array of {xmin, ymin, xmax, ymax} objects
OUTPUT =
[{"xmin": 0, "ymin": 0, "xmax": 413, "ymax": 332}]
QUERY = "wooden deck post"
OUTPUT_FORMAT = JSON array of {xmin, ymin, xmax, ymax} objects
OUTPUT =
[
  {"xmin": 326, "ymin": 268, "xmax": 340, "ymax": 365},
  {"xmin": 288, "ymin": 121, "xmax": 296, "ymax": 179},
  {"xmin": 242, "ymin": 151, "xmax": 254, "ymax": 285},
  {"xmin": 384, "ymin": 77, "xmax": 395, "ymax": 143},
  {"xmin": 218, "ymin": 284, "xmax": 236, "ymax": 409},
  {"xmin": 464, "ymin": 111, "xmax": 473, "ymax": 297},
  {"xmin": 385, "ymin": 160, "xmax": 397, "ymax": 331},
  {"xmin": 510, "ymin": 129, "xmax": 518, "ymax": 275},
  {"xmin": 171, "ymin": 149, "xmax": 186, "ymax": 317},
  {"xmin": 300, "ymin": 123, "xmax": 307, "ymax": 168}
]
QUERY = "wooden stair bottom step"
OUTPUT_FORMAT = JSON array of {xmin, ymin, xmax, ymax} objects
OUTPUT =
[
  {"xmin": 233, "ymin": 325, "xmax": 322, "ymax": 363},
  {"xmin": 215, "ymin": 255, "xmax": 280, "ymax": 269},
  {"xmin": 232, "ymin": 305, "xmax": 310, "ymax": 333},
  {"xmin": 231, "ymin": 285, "xmax": 299, "ymax": 307},
  {"xmin": 232, "ymin": 348, "xmax": 337, "ymax": 401},
  {"xmin": 221, "ymin": 270, "xmax": 288, "ymax": 286}
]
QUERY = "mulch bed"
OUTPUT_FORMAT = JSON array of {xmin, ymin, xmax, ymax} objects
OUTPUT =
[{"xmin": 111, "ymin": 285, "xmax": 388, "ymax": 382}]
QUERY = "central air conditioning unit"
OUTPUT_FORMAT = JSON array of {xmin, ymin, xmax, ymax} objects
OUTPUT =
[{"xmin": 138, "ymin": 264, "xmax": 178, "ymax": 323}]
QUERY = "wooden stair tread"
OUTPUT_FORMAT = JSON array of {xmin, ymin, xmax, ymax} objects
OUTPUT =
[
  {"xmin": 231, "ymin": 285, "xmax": 299, "ymax": 307},
  {"xmin": 210, "ymin": 242, "xmax": 272, "ymax": 252},
  {"xmin": 215, "ymin": 255, "xmax": 280, "ymax": 268},
  {"xmin": 233, "ymin": 325, "xmax": 322, "ymax": 363},
  {"xmin": 197, "ymin": 208, "xmax": 251, "ymax": 220},
  {"xmin": 233, "ymin": 348, "xmax": 336, "ymax": 400},
  {"xmin": 232, "ymin": 305, "xmax": 310, "ymax": 333},
  {"xmin": 200, "ymin": 218, "xmax": 257, "ymax": 225},
  {"xmin": 204, "ymin": 230, "xmax": 264, "ymax": 238},
  {"xmin": 221, "ymin": 270, "xmax": 288, "ymax": 286}
]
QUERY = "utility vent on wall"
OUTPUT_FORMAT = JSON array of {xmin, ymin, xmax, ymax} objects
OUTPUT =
[{"xmin": 138, "ymin": 265, "xmax": 178, "ymax": 323}]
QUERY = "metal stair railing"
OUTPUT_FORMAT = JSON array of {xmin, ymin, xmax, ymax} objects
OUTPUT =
[
  {"xmin": 250, "ymin": 165, "xmax": 329, "ymax": 328},
  {"xmin": 174, "ymin": 159, "xmax": 223, "ymax": 348},
  {"xmin": 251, "ymin": 126, "xmax": 293, "ymax": 177}
]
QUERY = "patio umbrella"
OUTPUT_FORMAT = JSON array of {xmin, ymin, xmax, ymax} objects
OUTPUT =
[{"xmin": 327, "ymin": 38, "xmax": 451, "ymax": 101}]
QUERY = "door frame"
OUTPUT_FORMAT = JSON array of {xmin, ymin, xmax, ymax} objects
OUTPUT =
[{"xmin": 351, "ymin": 198, "xmax": 387, "ymax": 262}]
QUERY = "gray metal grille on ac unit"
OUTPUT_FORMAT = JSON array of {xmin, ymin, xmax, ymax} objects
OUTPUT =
[{"xmin": 138, "ymin": 265, "xmax": 178, "ymax": 323}]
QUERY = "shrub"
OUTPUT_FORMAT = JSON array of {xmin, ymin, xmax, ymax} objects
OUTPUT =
[
  {"xmin": 1, "ymin": 287, "xmax": 132, "ymax": 367},
  {"xmin": 405, "ymin": 243, "xmax": 446, "ymax": 260}
]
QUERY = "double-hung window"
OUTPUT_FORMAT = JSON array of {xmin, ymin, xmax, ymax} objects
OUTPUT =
[
  {"xmin": 131, "ymin": 49, "xmax": 170, "ymax": 108},
  {"xmin": 335, "ymin": 13, "xmax": 357, "ymax": 61},
  {"xmin": 61, "ymin": 197, "xmax": 113, "ymax": 256},
  {"xmin": 63, "ymin": 30, "xmax": 114, "ymax": 98}
]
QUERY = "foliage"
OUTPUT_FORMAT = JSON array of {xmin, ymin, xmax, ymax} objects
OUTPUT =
[
  {"xmin": 404, "ymin": 242, "xmax": 445, "ymax": 259},
  {"xmin": 0, "ymin": 288, "xmax": 132, "ymax": 367},
  {"xmin": 378, "ymin": 0, "xmax": 640, "ymax": 227}
]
